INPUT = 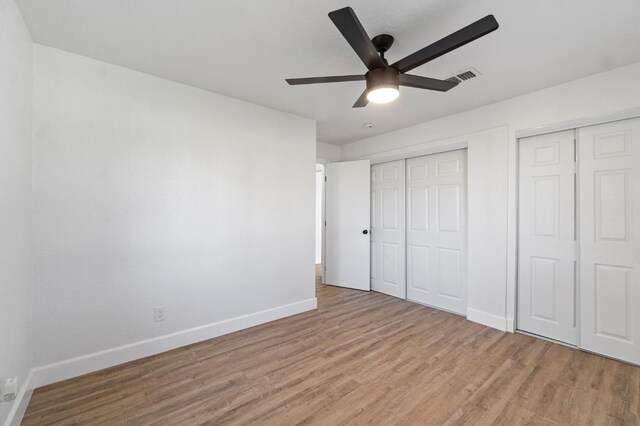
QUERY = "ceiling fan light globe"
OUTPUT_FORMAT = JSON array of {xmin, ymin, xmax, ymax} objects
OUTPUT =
[{"xmin": 367, "ymin": 86, "xmax": 399, "ymax": 104}]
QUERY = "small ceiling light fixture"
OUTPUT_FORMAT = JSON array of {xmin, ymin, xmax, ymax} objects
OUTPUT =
[
  {"xmin": 367, "ymin": 86, "xmax": 399, "ymax": 104},
  {"xmin": 365, "ymin": 66, "xmax": 399, "ymax": 104}
]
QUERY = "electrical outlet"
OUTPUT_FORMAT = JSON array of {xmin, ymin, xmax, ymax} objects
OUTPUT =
[
  {"xmin": 2, "ymin": 377, "xmax": 17, "ymax": 402},
  {"xmin": 154, "ymin": 306, "xmax": 165, "ymax": 322}
]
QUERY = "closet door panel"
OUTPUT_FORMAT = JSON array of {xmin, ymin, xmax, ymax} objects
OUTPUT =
[
  {"xmin": 517, "ymin": 130, "xmax": 576, "ymax": 345},
  {"xmin": 406, "ymin": 150, "xmax": 467, "ymax": 314},
  {"xmin": 371, "ymin": 160, "xmax": 406, "ymax": 298},
  {"xmin": 579, "ymin": 117, "xmax": 640, "ymax": 365}
]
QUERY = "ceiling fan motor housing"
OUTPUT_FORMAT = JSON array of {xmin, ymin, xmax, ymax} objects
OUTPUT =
[
  {"xmin": 365, "ymin": 67, "xmax": 400, "ymax": 92},
  {"xmin": 371, "ymin": 34, "xmax": 395, "ymax": 53}
]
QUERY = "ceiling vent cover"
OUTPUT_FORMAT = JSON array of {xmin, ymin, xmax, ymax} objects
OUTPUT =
[{"xmin": 446, "ymin": 67, "xmax": 481, "ymax": 84}]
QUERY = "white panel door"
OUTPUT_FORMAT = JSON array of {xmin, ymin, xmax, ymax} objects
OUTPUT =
[
  {"xmin": 325, "ymin": 160, "xmax": 371, "ymax": 291},
  {"xmin": 406, "ymin": 150, "xmax": 467, "ymax": 314},
  {"xmin": 371, "ymin": 160, "xmax": 405, "ymax": 298},
  {"xmin": 578, "ymin": 117, "xmax": 640, "ymax": 365},
  {"xmin": 517, "ymin": 131, "xmax": 577, "ymax": 345}
]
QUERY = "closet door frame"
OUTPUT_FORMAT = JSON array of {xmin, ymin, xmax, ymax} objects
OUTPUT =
[
  {"xmin": 368, "ymin": 148, "xmax": 469, "ymax": 314},
  {"xmin": 515, "ymin": 113, "xmax": 640, "ymax": 365}
]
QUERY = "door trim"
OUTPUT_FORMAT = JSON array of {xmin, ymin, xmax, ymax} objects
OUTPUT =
[
  {"xmin": 515, "ymin": 106, "xmax": 640, "ymax": 139},
  {"xmin": 354, "ymin": 135, "xmax": 469, "ymax": 165}
]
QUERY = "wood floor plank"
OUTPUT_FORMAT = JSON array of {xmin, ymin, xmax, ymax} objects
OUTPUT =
[{"xmin": 23, "ymin": 267, "xmax": 640, "ymax": 425}]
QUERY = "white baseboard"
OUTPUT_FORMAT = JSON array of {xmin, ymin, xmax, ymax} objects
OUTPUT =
[
  {"xmin": 31, "ymin": 298, "xmax": 317, "ymax": 389},
  {"xmin": 467, "ymin": 308, "xmax": 508, "ymax": 332},
  {"xmin": 506, "ymin": 317, "xmax": 515, "ymax": 333},
  {"xmin": 4, "ymin": 368, "xmax": 34, "ymax": 426}
]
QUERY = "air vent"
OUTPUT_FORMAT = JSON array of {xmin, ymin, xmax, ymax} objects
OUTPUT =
[
  {"xmin": 457, "ymin": 70, "xmax": 477, "ymax": 80},
  {"xmin": 446, "ymin": 67, "xmax": 481, "ymax": 83}
]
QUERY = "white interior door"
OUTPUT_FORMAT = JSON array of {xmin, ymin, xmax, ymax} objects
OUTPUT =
[
  {"xmin": 406, "ymin": 150, "xmax": 467, "ymax": 314},
  {"xmin": 325, "ymin": 160, "xmax": 371, "ymax": 291},
  {"xmin": 517, "ymin": 130, "xmax": 577, "ymax": 345},
  {"xmin": 371, "ymin": 160, "xmax": 405, "ymax": 298},
  {"xmin": 578, "ymin": 117, "xmax": 640, "ymax": 365}
]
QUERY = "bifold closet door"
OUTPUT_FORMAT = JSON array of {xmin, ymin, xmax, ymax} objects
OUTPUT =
[
  {"xmin": 406, "ymin": 150, "xmax": 467, "ymax": 315},
  {"xmin": 517, "ymin": 131, "xmax": 577, "ymax": 345},
  {"xmin": 370, "ymin": 160, "xmax": 406, "ymax": 298},
  {"xmin": 578, "ymin": 117, "xmax": 640, "ymax": 365}
]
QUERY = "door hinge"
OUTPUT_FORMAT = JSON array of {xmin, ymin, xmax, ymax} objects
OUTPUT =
[
  {"xmin": 324, "ymin": 176, "xmax": 327, "ymax": 182},
  {"xmin": 324, "ymin": 221, "xmax": 326, "ymax": 226}
]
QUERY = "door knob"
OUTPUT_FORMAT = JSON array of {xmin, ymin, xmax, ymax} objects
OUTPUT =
[{"xmin": 362, "ymin": 230, "xmax": 369, "ymax": 234}]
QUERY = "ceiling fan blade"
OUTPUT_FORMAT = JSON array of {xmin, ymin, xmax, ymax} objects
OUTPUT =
[
  {"xmin": 286, "ymin": 75, "xmax": 365, "ymax": 85},
  {"xmin": 328, "ymin": 7, "xmax": 386, "ymax": 71},
  {"xmin": 352, "ymin": 89, "xmax": 369, "ymax": 108},
  {"xmin": 399, "ymin": 74, "xmax": 458, "ymax": 92},
  {"xmin": 392, "ymin": 15, "xmax": 499, "ymax": 73}
]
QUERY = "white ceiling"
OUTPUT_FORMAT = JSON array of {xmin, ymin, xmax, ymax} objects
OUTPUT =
[{"xmin": 17, "ymin": 0, "xmax": 640, "ymax": 144}]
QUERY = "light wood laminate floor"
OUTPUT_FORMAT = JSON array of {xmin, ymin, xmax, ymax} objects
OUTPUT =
[{"xmin": 24, "ymin": 267, "xmax": 640, "ymax": 425}]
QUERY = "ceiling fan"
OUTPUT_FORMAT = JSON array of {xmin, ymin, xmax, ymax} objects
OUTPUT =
[{"xmin": 286, "ymin": 7, "xmax": 499, "ymax": 108}]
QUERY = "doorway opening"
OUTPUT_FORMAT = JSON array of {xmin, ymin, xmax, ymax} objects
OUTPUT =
[{"xmin": 316, "ymin": 164, "xmax": 325, "ymax": 284}]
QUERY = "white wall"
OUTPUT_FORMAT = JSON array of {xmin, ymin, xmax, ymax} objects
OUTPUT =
[
  {"xmin": 316, "ymin": 141, "xmax": 340, "ymax": 164},
  {"xmin": 341, "ymin": 62, "xmax": 640, "ymax": 331},
  {"xmin": 0, "ymin": 0, "xmax": 33, "ymax": 423},
  {"xmin": 466, "ymin": 127, "xmax": 510, "ymax": 329},
  {"xmin": 31, "ymin": 46, "xmax": 316, "ymax": 375}
]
